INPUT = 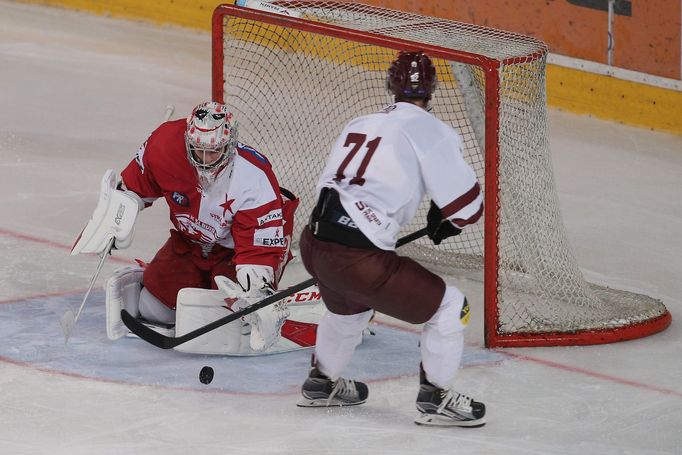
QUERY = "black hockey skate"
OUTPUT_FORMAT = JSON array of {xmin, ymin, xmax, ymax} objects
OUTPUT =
[
  {"xmin": 415, "ymin": 369, "xmax": 486, "ymax": 427},
  {"xmin": 297, "ymin": 367, "xmax": 369, "ymax": 407}
]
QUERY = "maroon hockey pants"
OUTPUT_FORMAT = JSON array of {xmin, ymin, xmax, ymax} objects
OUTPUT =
[{"xmin": 299, "ymin": 227, "xmax": 444, "ymax": 324}]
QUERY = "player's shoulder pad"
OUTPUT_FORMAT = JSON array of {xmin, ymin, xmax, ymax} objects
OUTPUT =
[
  {"xmin": 236, "ymin": 142, "xmax": 272, "ymax": 167},
  {"xmin": 145, "ymin": 119, "xmax": 186, "ymax": 151},
  {"xmin": 234, "ymin": 143, "xmax": 281, "ymax": 196},
  {"xmin": 142, "ymin": 119, "xmax": 187, "ymax": 161},
  {"xmin": 151, "ymin": 118, "xmax": 186, "ymax": 138}
]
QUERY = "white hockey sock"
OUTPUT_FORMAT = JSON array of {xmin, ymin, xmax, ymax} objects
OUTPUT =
[
  {"xmin": 314, "ymin": 309, "xmax": 373, "ymax": 381},
  {"xmin": 420, "ymin": 286, "xmax": 469, "ymax": 389}
]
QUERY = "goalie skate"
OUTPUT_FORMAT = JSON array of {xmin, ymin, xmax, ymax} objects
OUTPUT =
[
  {"xmin": 297, "ymin": 367, "xmax": 368, "ymax": 407},
  {"xmin": 414, "ymin": 373, "xmax": 486, "ymax": 427}
]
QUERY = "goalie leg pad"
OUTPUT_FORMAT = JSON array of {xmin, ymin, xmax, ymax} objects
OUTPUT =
[
  {"xmin": 420, "ymin": 286, "xmax": 468, "ymax": 389},
  {"xmin": 174, "ymin": 287, "xmax": 246, "ymax": 355},
  {"xmin": 175, "ymin": 285, "xmax": 324, "ymax": 356},
  {"xmin": 105, "ymin": 266, "xmax": 144, "ymax": 340}
]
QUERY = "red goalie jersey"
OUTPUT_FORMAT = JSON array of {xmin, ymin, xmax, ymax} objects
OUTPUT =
[{"xmin": 121, "ymin": 119, "xmax": 296, "ymax": 285}]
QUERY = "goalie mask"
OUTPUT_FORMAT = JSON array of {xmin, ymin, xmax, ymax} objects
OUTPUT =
[
  {"xmin": 387, "ymin": 51, "xmax": 437, "ymax": 103},
  {"xmin": 185, "ymin": 101, "xmax": 238, "ymax": 187}
]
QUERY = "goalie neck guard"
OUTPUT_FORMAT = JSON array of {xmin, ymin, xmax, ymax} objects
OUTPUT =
[{"xmin": 185, "ymin": 101, "xmax": 239, "ymax": 188}]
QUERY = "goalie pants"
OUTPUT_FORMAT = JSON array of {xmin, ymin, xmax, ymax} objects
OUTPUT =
[{"xmin": 143, "ymin": 229, "xmax": 237, "ymax": 310}]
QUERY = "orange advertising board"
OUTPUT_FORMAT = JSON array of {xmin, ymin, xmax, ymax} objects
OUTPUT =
[{"xmin": 353, "ymin": 0, "xmax": 681, "ymax": 80}]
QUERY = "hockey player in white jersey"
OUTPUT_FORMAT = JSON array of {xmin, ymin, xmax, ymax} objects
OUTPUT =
[{"xmin": 297, "ymin": 51, "xmax": 486, "ymax": 427}]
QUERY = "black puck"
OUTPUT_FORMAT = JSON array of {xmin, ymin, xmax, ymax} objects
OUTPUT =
[{"xmin": 199, "ymin": 366, "xmax": 214, "ymax": 385}]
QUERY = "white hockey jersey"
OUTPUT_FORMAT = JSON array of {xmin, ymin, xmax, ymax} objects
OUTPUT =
[{"xmin": 317, "ymin": 102, "xmax": 483, "ymax": 250}]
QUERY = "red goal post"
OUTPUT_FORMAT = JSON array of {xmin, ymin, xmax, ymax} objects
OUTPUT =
[{"xmin": 211, "ymin": 1, "xmax": 670, "ymax": 348}]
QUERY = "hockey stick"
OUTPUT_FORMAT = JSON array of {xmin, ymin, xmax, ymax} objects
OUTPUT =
[
  {"xmin": 60, "ymin": 236, "xmax": 115, "ymax": 344},
  {"xmin": 121, "ymin": 227, "xmax": 429, "ymax": 349}
]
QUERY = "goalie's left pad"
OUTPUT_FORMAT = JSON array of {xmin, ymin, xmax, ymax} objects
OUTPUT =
[
  {"xmin": 174, "ymin": 286, "xmax": 322, "ymax": 355},
  {"xmin": 71, "ymin": 169, "xmax": 144, "ymax": 255},
  {"xmin": 174, "ymin": 288, "xmax": 244, "ymax": 354},
  {"xmin": 105, "ymin": 265, "xmax": 144, "ymax": 340}
]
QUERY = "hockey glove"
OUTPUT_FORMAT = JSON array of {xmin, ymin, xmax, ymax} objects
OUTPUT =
[
  {"xmin": 426, "ymin": 201, "xmax": 462, "ymax": 245},
  {"xmin": 71, "ymin": 169, "xmax": 144, "ymax": 255},
  {"xmin": 217, "ymin": 266, "xmax": 290, "ymax": 352}
]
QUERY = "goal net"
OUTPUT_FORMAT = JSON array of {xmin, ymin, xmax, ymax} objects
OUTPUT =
[{"xmin": 211, "ymin": 1, "xmax": 670, "ymax": 347}]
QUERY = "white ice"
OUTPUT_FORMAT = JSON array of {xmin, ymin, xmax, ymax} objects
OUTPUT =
[{"xmin": 0, "ymin": 1, "xmax": 681, "ymax": 454}]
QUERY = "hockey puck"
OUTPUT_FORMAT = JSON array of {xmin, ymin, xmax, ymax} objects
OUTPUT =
[{"xmin": 199, "ymin": 366, "xmax": 214, "ymax": 385}]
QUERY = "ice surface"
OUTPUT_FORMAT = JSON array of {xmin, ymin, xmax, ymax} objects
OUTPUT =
[{"xmin": 0, "ymin": 1, "xmax": 680, "ymax": 454}]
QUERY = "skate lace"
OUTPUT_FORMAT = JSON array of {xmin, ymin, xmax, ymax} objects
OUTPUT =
[
  {"xmin": 439, "ymin": 390, "xmax": 473, "ymax": 414},
  {"xmin": 327, "ymin": 378, "xmax": 357, "ymax": 405}
]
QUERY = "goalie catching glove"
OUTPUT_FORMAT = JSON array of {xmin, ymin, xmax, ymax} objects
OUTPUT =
[
  {"xmin": 426, "ymin": 201, "xmax": 462, "ymax": 245},
  {"xmin": 71, "ymin": 169, "xmax": 144, "ymax": 255},
  {"xmin": 215, "ymin": 265, "xmax": 290, "ymax": 352}
]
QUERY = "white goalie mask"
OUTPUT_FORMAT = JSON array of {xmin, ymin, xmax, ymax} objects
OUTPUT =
[{"xmin": 185, "ymin": 101, "xmax": 238, "ymax": 188}]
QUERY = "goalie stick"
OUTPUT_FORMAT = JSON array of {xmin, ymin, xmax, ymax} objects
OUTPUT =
[
  {"xmin": 60, "ymin": 237, "xmax": 115, "ymax": 343},
  {"xmin": 121, "ymin": 227, "xmax": 429, "ymax": 349},
  {"xmin": 61, "ymin": 105, "xmax": 175, "ymax": 344}
]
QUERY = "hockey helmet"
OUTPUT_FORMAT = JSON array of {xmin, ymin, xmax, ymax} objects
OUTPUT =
[
  {"xmin": 185, "ymin": 101, "xmax": 238, "ymax": 187},
  {"xmin": 386, "ymin": 51, "xmax": 437, "ymax": 101}
]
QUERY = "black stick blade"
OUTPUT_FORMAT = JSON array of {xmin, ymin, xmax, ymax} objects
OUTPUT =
[{"xmin": 120, "ymin": 309, "xmax": 175, "ymax": 349}]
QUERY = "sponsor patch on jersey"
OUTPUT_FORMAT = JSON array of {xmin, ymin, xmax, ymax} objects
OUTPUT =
[
  {"xmin": 334, "ymin": 213, "xmax": 358, "ymax": 229},
  {"xmin": 210, "ymin": 212, "xmax": 230, "ymax": 228},
  {"xmin": 257, "ymin": 209, "xmax": 283, "ymax": 226},
  {"xmin": 253, "ymin": 226, "xmax": 286, "ymax": 247},
  {"xmin": 171, "ymin": 191, "xmax": 190, "ymax": 207},
  {"xmin": 460, "ymin": 298, "xmax": 471, "ymax": 326},
  {"xmin": 354, "ymin": 201, "xmax": 382, "ymax": 226}
]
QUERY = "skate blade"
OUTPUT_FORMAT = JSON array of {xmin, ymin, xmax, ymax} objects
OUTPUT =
[
  {"xmin": 414, "ymin": 412, "xmax": 486, "ymax": 428},
  {"xmin": 296, "ymin": 397, "xmax": 367, "ymax": 408}
]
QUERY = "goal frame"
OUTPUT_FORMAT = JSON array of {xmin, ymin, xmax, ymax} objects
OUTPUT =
[{"xmin": 210, "ymin": 3, "xmax": 671, "ymax": 348}]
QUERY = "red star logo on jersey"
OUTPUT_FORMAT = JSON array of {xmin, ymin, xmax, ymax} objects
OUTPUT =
[{"xmin": 220, "ymin": 195, "xmax": 235, "ymax": 217}]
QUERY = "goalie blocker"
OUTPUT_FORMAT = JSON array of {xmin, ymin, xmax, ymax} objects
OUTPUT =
[
  {"xmin": 71, "ymin": 169, "xmax": 144, "ymax": 255},
  {"xmin": 106, "ymin": 265, "xmax": 323, "ymax": 355}
]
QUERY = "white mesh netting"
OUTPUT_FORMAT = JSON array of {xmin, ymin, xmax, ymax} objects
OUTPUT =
[{"xmin": 214, "ymin": 1, "xmax": 668, "ymax": 346}]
